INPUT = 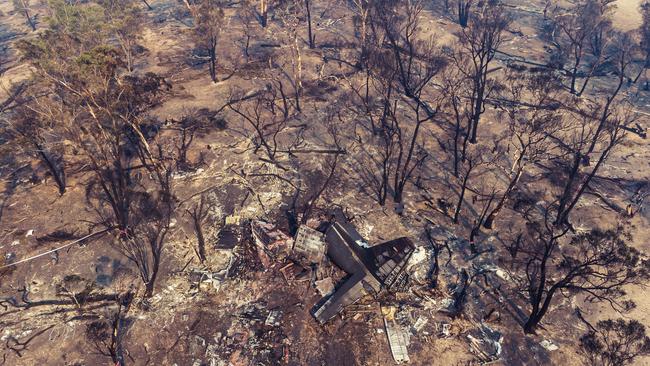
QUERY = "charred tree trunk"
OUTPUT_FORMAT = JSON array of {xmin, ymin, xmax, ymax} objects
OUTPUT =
[
  {"xmin": 556, "ymin": 139, "xmax": 615, "ymax": 226},
  {"xmin": 392, "ymin": 110, "xmax": 428, "ymax": 204},
  {"xmin": 141, "ymin": 0, "xmax": 153, "ymax": 10},
  {"xmin": 260, "ymin": 0, "xmax": 268, "ymax": 27},
  {"xmin": 555, "ymin": 151, "xmax": 582, "ymax": 226},
  {"xmin": 458, "ymin": 0, "xmax": 472, "ymax": 28},
  {"xmin": 469, "ymin": 71, "xmax": 487, "ymax": 144},
  {"xmin": 569, "ymin": 53, "xmax": 581, "ymax": 95},
  {"xmin": 450, "ymin": 269, "xmax": 470, "ymax": 317},
  {"xmin": 175, "ymin": 125, "xmax": 195, "ymax": 171},
  {"xmin": 379, "ymin": 155, "xmax": 389, "ymax": 206},
  {"xmin": 209, "ymin": 43, "xmax": 218, "ymax": 83},
  {"xmin": 293, "ymin": 33, "xmax": 303, "ymax": 112},
  {"xmin": 524, "ymin": 284, "xmax": 558, "ymax": 334},
  {"xmin": 453, "ymin": 159, "xmax": 474, "ymax": 223},
  {"xmin": 194, "ymin": 218, "xmax": 206, "ymax": 262},
  {"xmin": 483, "ymin": 167, "xmax": 523, "ymax": 229},
  {"xmin": 33, "ymin": 141, "xmax": 66, "ymax": 196},
  {"xmin": 305, "ymin": 0, "xmax": 315, "ymax": 49},
  {"xmin": 451, "ymin": 96, "xmax": 463, "ymax": 178},
  {"xmin": 301, "ymin": 155, "xmax": 338, "ymax": 224},
  {"xmin": 244, "ymin": 35, "xmax": 251, "ymax": 60},
  {"xmin": 188, "ymin": 195, "xmax": 208, "ymax": 263},
  {"xmin": 507, "ymin": 233, "xmax": 522, "ymax": 260},
  {"xmin": 460, "ymin": 117, "xmax": 471, "ymax": 162},
  {"xmin": 469, "ymin": 192, "xmax": 495, "ymax": 251},
  {"xmin": 24, "ymin": 10, "xmax": 36, "ymax": 31},
  {"xmin": 18, "ymin": 0, "xmax": 36, "ymax": 31},
  {"xmin": 110, "ymin": 292, "xmax": 133, "ymax": 365},
  {"xmin": 425, "ymin": 227, "xmax": 452, "ymax": 289},
  {"xmin": 590, "ymin": 29, "xmax": 604, "ymax": 57},
  {"xmin": 144, "ymin": 259, "xmax": 160, "ymax": 298}
]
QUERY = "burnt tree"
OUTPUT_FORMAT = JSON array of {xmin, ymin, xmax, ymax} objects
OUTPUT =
[
  {"xmin": 191, "ymin": 0, "xmax": 225, "ymax": 83},
  {"xmin": 187, "ymin": 194, "xmax": 209, "ymax": 263},
  {"xmin": 305, "ymin": 0, "xmax": 315, "ymax": 48},
  {"xmin": 552, "ymin": 0, "xmax": 615, "ymax": 95},
  {"xmin": 19, "ymin": 23, "xmax": 174, "ymax": 297},
  {"xmin": 457, "ymin": 0, "xmax": 472, "ymax": 27},
  {"xmin": 554, "ymin": 100, "xmax": 636, "ymax": 226},
  {"xmin": 6, "ymin": 103, "xmax": 67, "ymax": 196},
  {"xmin": 13, "ymin": 0, "xmax": 36, "ymax": 31},
  {"xmin": 86, "ymin": 292, "xmax": 134, "ymax": 366},
  {"xmin": 349, "ymin": 0, "xmax": 374, "ymax": 69},
  {"xmin": 482, "ymin": 70, "xmax": 562, "ymax": 229},
  {"xmin": 579, "ymin": 318, "xmax": 650, "ymax": 366},
  {"xmin": 379, "ymin": 0, "xmax": 446, "ymax": 112},
  {"xmin": 515, "ymin": 215, "xmax": 650, "ymax": 334},
  {"xmin": 453, "ymin": 1, "xmax": 509, "ymax": 144},
  {"xmin": 636, "ymin": 1, "xmax": 650, "ymax": 84},
  {"xmin": 451, "ymin": 145, "xmax": 489, "ymax": 224},
  {"xmin": 424, "ymin": 225, "xmax": 452, "ymax": 289},
  {"xmin": 100, "ymin": 0, "xmax": 143, "ymax": 73}
]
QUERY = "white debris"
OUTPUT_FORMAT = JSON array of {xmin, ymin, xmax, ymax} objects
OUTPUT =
[
  {"xmin": 292, "ymin": 225, "xmax": 326, "ymax": 263},
  {"xmin": 383, "ymin": 306, "xmax": 410, "ymax": 363},
  {"xmin": 540, "ymin": 339, "xmax": 559, "ymax": 351},
  {"xmin": 439, "ymin": 298, "xmax": 454, "ymax": 310},
  {"xmin": 405, "ymin": 246, "xmax": 428, "ymax": 272},
  {"xmin": 265, "ymin": 310, "xmax": 281, "ymax": 327},
  {"xmin": 405, "ymin": 246, "xmax": 432, "ymax": 284},
  {"xmin": 314, "ymin": 277, "xmax": 335, "ymax": 297},
  {"xmin": 481, "ymin": 264, "xmax": 512, "ymax": 282},
  {"xmin": 355, "ymin": 239, "xmax": 370, "ymax": 248},
  {"xmin": 467, "ymin": 323, "xmax": 503, "ymax": 361},
  {"xmin": 412, "ymin": 317, "xmax": 428, "ymax": 332},
  {"xmin": 224, "ymin": 215, "xmax": 241, "ymax": 225},
  {"xmin": 442, "ymin": 323, "xmax": 451, "ymax": 337}
]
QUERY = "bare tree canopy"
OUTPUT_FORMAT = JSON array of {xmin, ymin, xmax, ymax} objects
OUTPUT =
[
  {"xmin": 580, "ymin": 318, "xmax": 650, "ymax": 366},
  {"xmin": 513, "ymin": 215, "xmax": 650, "ymax": 333}
]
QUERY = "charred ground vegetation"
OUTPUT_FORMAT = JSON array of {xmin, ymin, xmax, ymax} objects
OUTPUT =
[{"xmin": 0, "ymin": 0, "xmax": 649, "ymax": 364}]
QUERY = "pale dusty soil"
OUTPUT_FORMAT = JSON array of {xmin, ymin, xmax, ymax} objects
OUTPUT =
[
  {"xmin": 613, "ymin": 0, "xmax": 643, "ymax": 31},
  {"xmin": 1, "ymin": 0, "xmax": 650, "ymax": 365}
]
